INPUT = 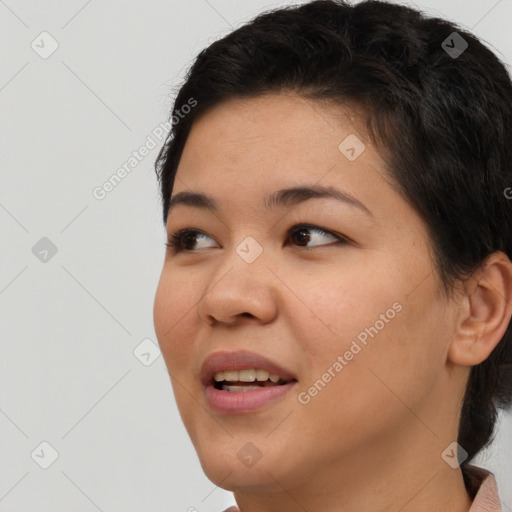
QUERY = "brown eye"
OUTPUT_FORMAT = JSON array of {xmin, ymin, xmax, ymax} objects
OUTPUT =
[
  {"xmin": 166, "ymin": 229, "xmax": 217, "ymax": 253},
  {"xmin": 287, "ymin": 224, "xmax": 348, "ymax": 249}
]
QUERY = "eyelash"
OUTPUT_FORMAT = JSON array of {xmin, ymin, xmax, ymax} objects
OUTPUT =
[{"xmin": 165, "ymin": 223, "xmax": 349, "ymax": 254}]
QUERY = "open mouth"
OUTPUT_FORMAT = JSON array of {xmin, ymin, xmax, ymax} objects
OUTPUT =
[
  {"xmin": 201, "ymin": 351, "xmax": 298, "ymax": 412},
  {"xmin": 212, "ymin": 369, "xmax": 296, "ymax": 392},
  {"xmin": 204, "ymin": 365, "xmax": 298, "ymax": 413},
  {"xmin": 213, "ymin": 377, "xmax": 294, "ymax": 392}
]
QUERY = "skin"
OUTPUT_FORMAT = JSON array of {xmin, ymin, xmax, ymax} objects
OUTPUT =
[{"xmin": 153, "ymin": 93, "xmax": 512, "ymax": 512}]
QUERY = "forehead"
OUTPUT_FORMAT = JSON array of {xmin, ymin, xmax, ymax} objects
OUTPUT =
[
  {"xmin": 172, "ymin": 93, "xmax": 413, "ymax": 226},
  {"xmin": 188, "ymin": 93, "xmax": 368, "ymax": 147},
  {"xmin": 176, "ymin": 93, "xmax": 381, "ymax": 186}
]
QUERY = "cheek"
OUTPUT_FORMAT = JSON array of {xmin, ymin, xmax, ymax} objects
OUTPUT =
[
  {"xmin": 293, "ymin": 259, "xmax": 447, "ymax": 431},
  {"xmin": 153, "ymin": 271, "xmax": 204, "ymax": 430},
  {"xmin": 153, "ymin": 269, "xmax": 201, "ymax": 369},
  {"xmin": 344, "ymin": 279, "xmax": 449, "ymax": 420},
  {"xmin": 293, "ymin": 260, "xmax": 403, "ymax": 352},
  {"xmin": 292, "ymin": 309, "xmax": 445, "ymax": 452}
]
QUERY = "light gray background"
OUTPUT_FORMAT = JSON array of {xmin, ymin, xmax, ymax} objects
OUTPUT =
[{"xmin": 1, "ymin": 0, "xmax": 511, "ymax": 510}]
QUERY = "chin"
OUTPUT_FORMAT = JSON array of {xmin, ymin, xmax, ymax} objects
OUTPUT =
[
  {"xmin": 200, "ymin": 457, "xmax": 286, "ymax": 492},
  {"xmin": 194, "ymin": 440, "xmax": 304, "ymax": 494}
]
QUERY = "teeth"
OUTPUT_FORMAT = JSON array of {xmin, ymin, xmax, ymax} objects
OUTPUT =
[
  {"xmin": 213, "ymin": 371, "xmax": 225, "ymax": 381},
  {"xmin": 222, "ymin": 384, "xmax": 261, "ymax": 392},
  {"xmin": 213, "ymin": 369, "xmax": 280, "ymax": 383},
  {"xmin": 255, "ymin": 369, "xmax": 270, "ymax": 381},
  {"xmin": 238, "ymin": 369, "xmax": 256, "ymax": 382},
  {"xmin": 223, "ymin": 370, "xmax": 238, "ymax": 382}
]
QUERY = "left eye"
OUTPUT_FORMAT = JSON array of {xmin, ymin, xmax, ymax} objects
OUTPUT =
[
  {"xmin": 287, "ymin": 225, "xmax": 347, "ymax": 249},
  {"xmin": 165, "ymin": 224, "xmax": 348, "ymax": 253}
]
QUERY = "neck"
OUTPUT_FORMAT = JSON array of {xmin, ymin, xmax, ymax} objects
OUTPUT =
[{"xmin": 232, "ymin": 427, "xmax": 473, "ymax": 512}]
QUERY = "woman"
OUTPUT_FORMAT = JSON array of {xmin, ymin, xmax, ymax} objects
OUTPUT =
[{"xmin": 153, "ymin": 1, "xmax": 512, "ymax": 510}]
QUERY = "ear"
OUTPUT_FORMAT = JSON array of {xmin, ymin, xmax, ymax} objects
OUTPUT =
[{"xmin": 448, "ymin": 251, "xmax": 512, "ymax": 366}]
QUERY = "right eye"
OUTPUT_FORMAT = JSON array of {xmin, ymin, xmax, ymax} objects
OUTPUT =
[{"xmin": 165, "ymin": 229, "xmax": 216, "ymax": 253}]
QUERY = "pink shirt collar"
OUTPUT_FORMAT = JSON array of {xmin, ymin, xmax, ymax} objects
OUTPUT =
[{"xmin": 465, "ymin": 464, "xmax": 502, "ymax": 511}]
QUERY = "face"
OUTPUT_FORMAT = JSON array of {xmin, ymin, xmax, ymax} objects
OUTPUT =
[{"xmin": 153, "ymin": 93, "xmax": 462, "ymax": 494}]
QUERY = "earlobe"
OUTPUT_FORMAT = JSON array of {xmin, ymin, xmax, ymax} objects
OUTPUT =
[{"xmin": 448, "ymin": 251, "xmax": 512, "ymax": 367}]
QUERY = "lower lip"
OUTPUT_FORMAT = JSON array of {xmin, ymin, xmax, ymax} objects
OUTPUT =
[{"xmin": 204, "ymin": 382, "xmax": 297, "ymax": 414}]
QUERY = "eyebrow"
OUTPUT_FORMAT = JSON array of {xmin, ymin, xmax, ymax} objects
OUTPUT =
[{"xmin": 167, "ymin": 185, "xmax": 374, "ymax": 219}]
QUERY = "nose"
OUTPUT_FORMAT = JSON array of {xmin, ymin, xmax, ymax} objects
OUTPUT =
[{"xmin": 196, "ymin": 243, "xmax": 279, "ymax": 327}]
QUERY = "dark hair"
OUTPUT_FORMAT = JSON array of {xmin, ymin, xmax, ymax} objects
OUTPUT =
[{"xmin": 155, "ymin": 0, "xmax": 512, "ymax": 474}]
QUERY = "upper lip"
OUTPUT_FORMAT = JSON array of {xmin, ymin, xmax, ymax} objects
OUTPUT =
[{"xmin": 200, "ymin": 350, "xmax": 298, "ymax": 386}]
